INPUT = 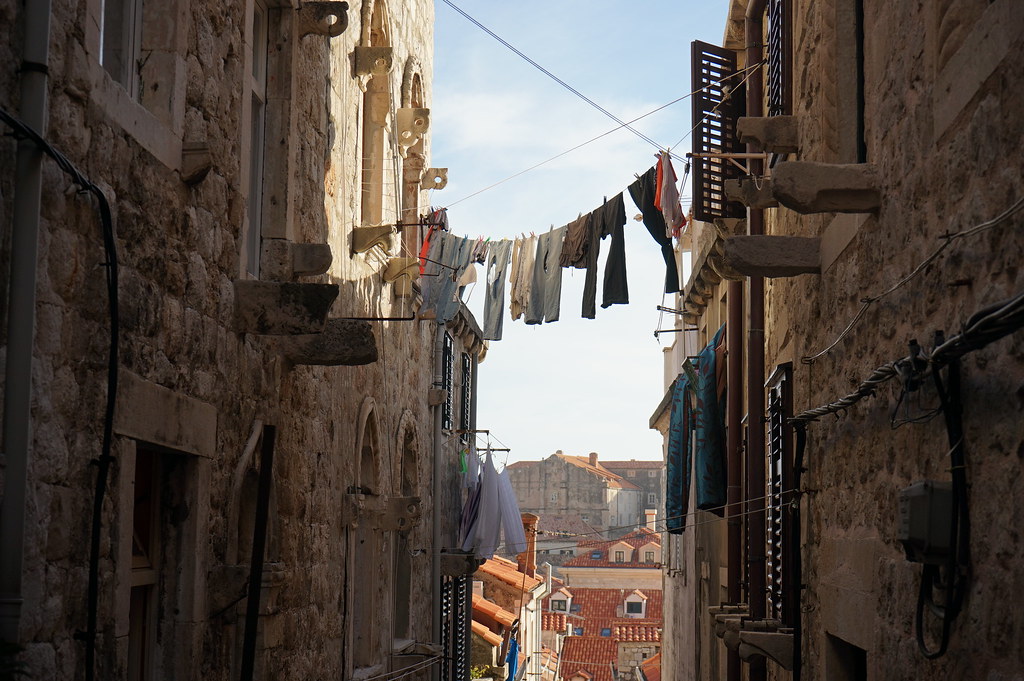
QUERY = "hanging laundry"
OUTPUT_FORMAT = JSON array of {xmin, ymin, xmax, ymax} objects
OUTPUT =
[
  {"xmin": 460, "ymin": 450, "xmax": 527, "ymax": 559},
  {"xmin": 483, "ymin": 240, "xmax": 513, "ymax": 341},
  {"xmin": 418, "ymin": 207, "xmax": 449, "ymax": 275},
  {"xmin": 598, "ymin": 193, "xmax": 628, "ymax": 309},
  {"xmin": 458, "ymin": 261, "xmax": 478, "ymax": 288},
  {"xmin": 694, "ymin": 325, "xmax": 727, "ymax": 513},
  {"xmin": 666, "ymin": 374, "xmax": 694, "ymax": 534},
  {"xmin": 509, "ymin": 234, "xmax": 537, "ymax": 321},
  {"xmin": 526, "ymin": 226, "xmax": 566, "ymax": 325},
  {"xmin": 628, "ymin": 166, "xmax": 681, "ymax": 294},
  {"xmin": 421, "ymin": 232, "xmax": 474, "ymax": 324},
  {"xmin": 559, "ymin": 213, "xmax": 591, "ymax": 269},
  {"xmin": 471, "ymin": 236, "xmax": 489, "ymax": 264},
  {"xmin": 497, "ymin": 467, "xmax": 528, "ymax": 554},
  {"xmin": 505, "ymin": 638, "xmax": 520, "ymax": 681},
  {"xmin": 656, "ymin": 151, "xmax": 686, "ymax": 238}
]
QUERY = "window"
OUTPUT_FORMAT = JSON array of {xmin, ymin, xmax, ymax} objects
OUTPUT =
[
  {"xmin": 600, "ymin": 628, "xmax": 612, "ymax": 637},
  {"xmin": 573, "ymin": 627, "xmax": 584, "ymax": 636},
  {"xmin": 625, "ymin": 601, "xmax": 643, "ymax": 615},
  {"xmin": 645, "ymin": 551, "xmax": 655, "ymax": 563},
  {"xmin": 441, "ymin": 332, "xmax": 454, "ymax": 431},
  {"xmin": 360, "ymin": 0, "xmax": 393, "ymax": 227},
  {"xmin": 101, "ymin": 0, "xmax": 142, "ymax": 92},
  {"xmin": 590, "ymin": 550, "xmax": 602, "ymax": 559},
  {"xmin": 550, "ymin": 492, "xmax": 558, "ymax": 502},
  {"xmin": 648, "ymin": 493, "xmax": 657, "ymax": 504},
  {"xmin": 614, "ymin": 550, "xmax": 625, "ymax": 563},
  {"xmin": 647, "ymin": 471, "xmax": 657, "ymax": 478},
  {"xmin": 560, "ymin": 549, "xmax": 573, "ymax": 556},
  {"xmin": 128, "ymin": 448, "xmax": 159, "ymax": 681},
  {"xmin": 246, "ymin": 0, "xmax": 269, "ymax": 276},
  {"xmin": 626, "ymin": 470, "xmax": 635, "ymax": 478},
  {"xmin": 459, "ymin": 352, "xmax": 472, "ymax": 444},
  {"xmin": 766, "ymin": 0, "xmax": 792, "ymax": 117},
  {"xmin": 551, "ymin": 599, "xmax": 567, "ymax": 612},
  {"xmin": 766, "ymin": 364, "xmax": 795, "ymax": 626}
]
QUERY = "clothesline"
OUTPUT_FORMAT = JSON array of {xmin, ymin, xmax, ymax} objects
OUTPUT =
[{"xmin": 418, "ymin": 154, "xmax": 692, "ymax": 341}]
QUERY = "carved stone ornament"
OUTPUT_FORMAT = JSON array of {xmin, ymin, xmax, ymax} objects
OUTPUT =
[
  {"xmin": 298, "ymin": 1, "xmax": 350, "ymax": 38},
  {"xmin": 419, "ymin": 167, "xmax": 448, "ymax": 191}
]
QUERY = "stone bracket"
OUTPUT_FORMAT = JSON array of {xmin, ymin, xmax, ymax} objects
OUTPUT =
[
  {"xmin": 440, "ymin": 550, "xmax": 485, "ymax": 576},
  {"xmin": 737, "ymin": 116, "xmax": 800, "ymax": 154},
  {"xmin": 274, "ymin": 318, "xmax": 377, "ymax": 366},
  {"xmin": 428, "ymin": 388, "xmax": 447, "ymax": 407},
  {"xmin": 233, "ymin": 281, "xmax": 338, "ymax": 335},
  {"xmin": 384, "ymin": 257, "xmax": 420, "ymax": 298},
  {"xmin": 772, "ymin": 162, "xmax": 881, "ymax": 214},
  {"xmin": 354, "ymin": 46, "xmax": 394, "ymax": 79},
  {"xmin": 721, "ymin": 235, "xmax": 821, "ymax": 278},
  {"xmin": 420, "ymin": 167, "xmax": 448, "ymax": 191},
  {"xmin": 738, "ymin": 630, "xmax": 795, "ymax": 671},
  {"xmin": 396, "ymin": 107, "xmax": 430, "ymax": 151},
  {"xmin": 298, "ymin": 2, "xmax": 349, "ymax": 37},
  {"xmin": 343, "ymin": 493, "xmax": 422, "ymax": 530},
  {"xmin": 181, "ymin": 140, "xmax": 212, "ymax": 185},
  {"xmin": 725, "ymin": 177, "xmax": 778, "ymax": 209},
  {"xmin": 351, "ymin": 225, "xmax": 394, "ymax": 254},
  {"xmin": 261, "ymin": 239, "xmax": 334, "ymax": 281}
]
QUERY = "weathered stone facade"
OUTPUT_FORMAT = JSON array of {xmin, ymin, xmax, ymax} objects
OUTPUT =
[
  {"xmin": 0, "ymin": 1, "xmax": 483, "ymax": 680},
  {"xmin": 658, "ymin": 1, "xmax": 1024, "ymax": 680}
]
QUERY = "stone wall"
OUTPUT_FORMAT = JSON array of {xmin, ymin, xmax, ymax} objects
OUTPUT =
[
  {"xmin": 756, "ymin": 0, "xmax": 1024, "ymax": 678},
  {"xmin": 0, "ymin": 0, "xmax": 474, "ymax": 679}
]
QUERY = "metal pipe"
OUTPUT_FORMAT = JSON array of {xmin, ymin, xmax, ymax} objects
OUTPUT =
[
  {"xmin": 745, "ymin": 3, "xmax": 768, "ymax": 680},
  {"xmin": 0, "ymin": 0, "xmax": 51, "ymax": 646},
  {"xmin": 239, "ymin": 425, "xmax": 277, "ymax": 681},
  {"xmin": 725, "ymin": 280, "xmax": 744, "ymax": 681},
  {"xmin": 430, "ymin": 324, "xmax": 445, "ymax": 681}
]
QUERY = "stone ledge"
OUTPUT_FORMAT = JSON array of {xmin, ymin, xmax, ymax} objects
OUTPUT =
[
  {"xmin": 233, "ymin": 281, "xmax": 338, "ymax": 335},
  {"xmin": 737, "ymin": 116, "xmax": 800, "ymax": 154},
  {"xmin": 275, "ymin": 318, "xmax": 377, "ymax": 366},
  {"xmin": 114, "ymin": 370, "xmax": 217, "ymax": 458},
  {"xmin": 771, "ymin": 162, "xmax": 881, "ymax": 214},
  {"xmin": 722, "ymin": 235, "xmax": 821, "ymax": 278},
  {"xmin": 262, "ymin": 239, "xmax": 334, "ymax": 281}
]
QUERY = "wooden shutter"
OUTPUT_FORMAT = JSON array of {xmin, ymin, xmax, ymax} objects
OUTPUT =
[
  {"xmin": 766, "ymin": 363, "xmax": 794, "ymax": 626},
  {"xmin": 767, "ymin": 0, "xmax": 792, "ymax": 117},
  {"xmin": 442, "ymin": 332, "xmax": 454, "ymax": 431},
  {"xmin": 453, "ymin": 576, "xmax": 471, "ymax": 681},
  {"xmin": 690, "ymin": 40, "xmax": 746, "ymax": 222},
  {"xmin": 460, "ymin": 353, "xmax": 472, "ymax": 445}
]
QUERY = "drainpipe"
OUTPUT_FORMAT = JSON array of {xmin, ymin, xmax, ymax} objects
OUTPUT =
[
  {"xmin": 744, "ymin": 2, "xmax": 768, "ymax": 680},
  {"xmin": 431, "ymin": 324, "xmax": 445, "ymax": 681},
  {"xmin": 0, "ymin": 0, "xmax": 51, "ymax": 646},
  {"xmin": 725, "ymin": 280, "xmax": 744, "ymax": 681}
]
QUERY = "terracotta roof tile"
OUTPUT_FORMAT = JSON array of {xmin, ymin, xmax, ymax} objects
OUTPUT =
[
  {"xmin": 471, "ymin": 620, "xmax": 503, "ymax": 647},
  {"xmin": 559, "ymin": 637, "xmax": 619, "ymax": 681},
  {"xmin": 473, "ymin": 593, "xmax": 517, "ymax": 628},
  {"xmin": 563, "ymin": 528, "xmax": 662, "ymax": 568},
  {"xmin": 601, "ymin": 460, "xmax": 665, "ymax": 470},
  {"xmin": 544, "ymin": 587, "xmax": 664, "ymax": 622},
  {"xmin": 542, "ymin": 612, "xmax": 567, "ymax": 632},
  {"xmin": 476, "ymin": 555, "xmax": 544, "ymax": 592},
  {"xmin": 641, "ymin": 653, "xmax": 661, "ymax": 681}
]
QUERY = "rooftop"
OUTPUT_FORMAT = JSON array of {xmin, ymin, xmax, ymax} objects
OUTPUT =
[
  {"xmin": 476, "ymin": 555, "xmax": 544, "ymax": 592},
  {"xmin": 562, "ymin": 527, "xmax": 662, "ymax": 568},
  {"xmin": 559, "ymin": 637, "xmax": 619, "ymax": 681}
]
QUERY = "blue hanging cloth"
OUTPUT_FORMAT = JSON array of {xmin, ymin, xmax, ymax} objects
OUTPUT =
[
  {"xmin": 694, "ymin": 324, "xmax": 727, "ymax": 513},
  {"xmin": 505, "ymin": 638, "xmax": 520, "ymax": 681},
  {"xmin": 666, "ymin": 375, "xmax": 693, "ymax": 533}
]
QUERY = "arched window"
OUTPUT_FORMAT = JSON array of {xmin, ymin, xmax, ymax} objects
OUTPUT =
[
  {"xmin": 352, "ymin": 402, "xmax": 383, "ymax": 670},
  {"xmin": 400, "ymin": 61, "xmax": 426, "ymax": 256},
  {"xmin": 392, "ymin": 422, "xmax": 418, "ymax": 640}
]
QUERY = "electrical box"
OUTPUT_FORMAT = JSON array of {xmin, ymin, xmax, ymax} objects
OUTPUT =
[{"xmin": 897, "ymin": 481, "xmax": 952, "ymax": 564}]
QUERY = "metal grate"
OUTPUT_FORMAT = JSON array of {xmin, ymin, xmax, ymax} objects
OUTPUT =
[
  {"xmin": 460, "ymin": 353, "xmax": 472, "ymax": 445},
  {"xmin": 766, "ymin": 364, "xmax": 794, "ymax": 625},
  {"xmin": 442, "ymin": 332, "xmax": 454, "ymax": 431},
  {"xmin": 453, "ymin": 576, "xmax": 471, "ymax": 681},
  {"xmin": 690, "ymin": 40, "xmax": 746, "ymax": 222},
  {"xmin": 440, "ymin": 577, "xmax": 453, "ymax": 681},
  {"xmin": 766, "ymin": 0, "xmax": 792, "ymax": 117}
]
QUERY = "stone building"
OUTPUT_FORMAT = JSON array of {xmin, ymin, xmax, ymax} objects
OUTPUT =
[
  {"xmin": 0, "ymin": 1, "xmax": 486, "ymax": 680},
  {"xmin": 655, "ymin": 1, "xmax": 1024, "ymax": 681},
  {"xmin": 507, "ymin": 452, "xmax": 643, "ymax": 536},
  {"xmin": 600, "ymin": 460, "xmax": 664, "ymax": 525}
]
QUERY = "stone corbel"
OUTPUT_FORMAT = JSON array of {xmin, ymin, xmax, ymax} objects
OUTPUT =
[
  {"xmin": 738, "ymin": 628, "xmax": 795, "ymax": 671},
  {"xmin": 274, "ymin": 318, "xmax": 377, "ymax": 366},
  {"xmin": 725, "ymin": 177, "xmax": 779, "ymax": 209},
  {"xmin": 351, "ymin": 225, "xmax": 394, "ymax": 254},
  {"xmin": 261, "ymin": 239, "xmax": 334, "ymax": 281},
  {"xmin": 342, "ymin": 493, "xmax": 422, "ymax": 530},
  {"xmin": 233, "ymin": 281, "xmax": 338, "ymax": 335},
  {"xmin": 721, "ymin": 235, "xmax": 821, "ymax": 278},
  {"xmin": 708, "ymin": 605, "xmax": 750, "ymax": 652},
  {"xmin": 420, "ymin": 167, "xmax": 448, "ymax": 191},
  {"xmin": 771, "ymin": 162, "xmax": 881, "ymax": 213},
  {"xmin": 384, "ymin": 257, "xmax": 420, "ymax": 298},
  {"xmin": 298, "ymin": 1, "xmax": 349, "ymax": 38},
  {"xmin": 396, "ymin": 108, "xmax": 430, "ymax": 155},
  {"xmin": 440, "ymin": 550, "xmax": 485, "ymax": 577},
  {"xmin": 736, "ymin": 116, "xmax": 800, "ymax": 154},
  {"xmin": 354, "ymin": 46, "xmax": 394, "ymax": 90},
  {"xmin": 181, "ymin": 141, "xmax": 212, "ymax": 185}
]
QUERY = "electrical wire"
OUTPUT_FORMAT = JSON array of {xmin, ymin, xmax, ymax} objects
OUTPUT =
[
  {"xmin": 0, "ymin": 106, "xmax": 119, "ymax": 681},
  {"xmin": 441, "ymin": 61, "xmax": 765, "ymax": 211},
  {"xmin": 801, "ymin": 196, "xmax": 1024, "ymax": 364},
  {"xmin": 791, "ymin": 289, "xmax": 1024, "ymax": 424},
  {"xmin": 440, "ymin": 0, "xmax": 674, "ymax": 158}
]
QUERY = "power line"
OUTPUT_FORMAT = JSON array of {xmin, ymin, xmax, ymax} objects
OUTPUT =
[
  {"xmin": 801, "ymin": 196, "xmax": 1024, "ymax": 364},
  {"xmin": 440, "ymin": 0, "xmax": 673, "ymax": 157}
]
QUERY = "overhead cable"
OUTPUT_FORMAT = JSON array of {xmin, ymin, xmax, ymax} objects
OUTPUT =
[
  {"xmin": 440, "ymin": 0, "xmax": 675, "ymax": 158},
  {"xmin": 802, "ymin": 196, "xmax": 1024, "ymax": 364}
]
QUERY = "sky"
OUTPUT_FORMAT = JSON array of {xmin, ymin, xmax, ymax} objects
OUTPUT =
[{"xmin": 429, "ymin": 1, "xmax": 729, "ymax": 465}]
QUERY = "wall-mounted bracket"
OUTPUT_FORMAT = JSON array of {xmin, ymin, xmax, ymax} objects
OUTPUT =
[
  {"xmin": 687, "ymin": 152, "xmax": 770, "ymax": 177},
  {"xmin": 354, "ymin": 46, "xmax": 394, "ymax": 85},
  {"xmin": 420, "ymin": 167, "xmax": 448, "ymax": 191},
  {"xmin": 298, "ymin": 1, "xmax": 349, "ymax": 38},
  {"xmin": 351, "ymin": 225, "xmax": 394, "ymax": 254},
  {"xmin": 384, "ymin": 257, "xmax": 420, "ymax": 298},
  {"xmin": 396, "ymin": 108, "xmax": 430, "ymax": 153},
  {"xmin": 181, "ymin": 140, "xmax": 212, "ymax": 185}
]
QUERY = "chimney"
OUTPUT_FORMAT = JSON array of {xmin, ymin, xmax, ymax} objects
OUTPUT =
[
  {"xmin": 589, "ymin": 452, "xmax": 598, "ymax": 467},
  {"xmin": 517, "ymin": 513, "xmax": 539, "ymax": 577},
  {"xmin": 644, "ymin": 508, "xmax": 657, "ymax": 531}
]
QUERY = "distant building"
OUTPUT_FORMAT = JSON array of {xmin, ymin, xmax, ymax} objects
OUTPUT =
[
  {"xmin": 600, "ymin": 460, "xmax": 665, "ymax": 527},
  {"xmin": 534, "ymin": 514, "xmax": 601, "ymax": 567},
  {"xmin": 508, "ymin": 452, "xmax": 643, "ymax": 535},
  {"xmin": 560, "ymin": 527, "xmax": 663, "ymax": 590}
]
